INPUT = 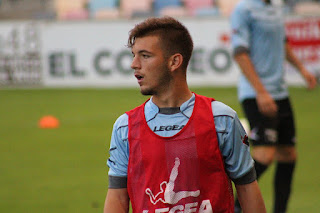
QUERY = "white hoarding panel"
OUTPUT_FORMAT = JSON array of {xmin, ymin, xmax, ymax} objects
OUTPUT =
[
  {"xmin": 1, "ymin": 17, "xmax": 319, "ymax": 87},
  {"xmin": 40, "ymin": 19, "xmax": 237, "ymax": 87}
]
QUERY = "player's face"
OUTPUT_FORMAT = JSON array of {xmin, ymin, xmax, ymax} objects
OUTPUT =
[{"xmin": 131, "ymin": 35, "xmax": 171, "ymax": 96}]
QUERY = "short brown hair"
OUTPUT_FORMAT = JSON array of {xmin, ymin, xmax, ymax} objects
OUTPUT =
[{"xmin": 128, "ymin": 16, "xmax": 193, "ymax": 70}]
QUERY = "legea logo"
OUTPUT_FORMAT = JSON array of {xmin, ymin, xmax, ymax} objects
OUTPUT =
[{"xmin": 145, "ymin": 157, "xmax": 200, "ymax": 205}]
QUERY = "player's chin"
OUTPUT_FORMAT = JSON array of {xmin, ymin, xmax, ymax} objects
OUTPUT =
[{"xmin": 140, "ymin": 87, "xmax": 154, "ymax": 96}]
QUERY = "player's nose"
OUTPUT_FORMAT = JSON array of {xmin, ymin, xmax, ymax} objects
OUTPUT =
[{"xmin": 131, "ymin": 56, "xmax": 141, "ymax": 70}]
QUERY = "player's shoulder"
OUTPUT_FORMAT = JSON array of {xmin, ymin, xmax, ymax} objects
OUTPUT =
[
  {"xmin": 211, "ymin": 101, "xmax": 237, "ymax": 118},
  {"xmin": 113, "ymin": 113, "xmax": 129, "ymax": 130}
]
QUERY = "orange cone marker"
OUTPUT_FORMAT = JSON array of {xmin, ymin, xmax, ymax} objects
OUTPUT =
[{"xmin": 38, "ymin": 115, "xmax": 60, "ymax": 129}]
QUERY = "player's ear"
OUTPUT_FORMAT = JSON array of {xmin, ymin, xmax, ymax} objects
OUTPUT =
[{"xmin": 168, "ymin": 53, "xmax": 183, "ymax": 72}]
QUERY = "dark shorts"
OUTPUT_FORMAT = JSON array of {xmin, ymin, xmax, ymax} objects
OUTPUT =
[{"xmin": 241, "ymin": 98, "xmax": 296, "ymax": 146}]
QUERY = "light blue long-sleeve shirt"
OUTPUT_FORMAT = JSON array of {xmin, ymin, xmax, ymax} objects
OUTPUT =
[
  {"xmin": 107, "ymin": 94, "xmax": 254, "ymax": 182},
  {"xmin": 231, "ymin": 0, "xmax": 289, "ymax": 101}
]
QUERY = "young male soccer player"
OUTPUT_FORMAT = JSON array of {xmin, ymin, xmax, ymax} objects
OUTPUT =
[
  {"xmin": 231, "ymin": 0, "xmax": 317, "ymax": 212},
  {"xmin": 104, "ymin": 16, "xmax": 266, "ymax": 213}
]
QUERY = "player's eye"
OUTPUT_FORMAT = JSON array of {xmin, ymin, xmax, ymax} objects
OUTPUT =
[{"xmin": 142, "ymin": 54, "xmax": 150, "ymax": 59}]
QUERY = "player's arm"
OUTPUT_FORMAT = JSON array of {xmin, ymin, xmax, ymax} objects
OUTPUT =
[
  {"xmin": 235, "ymin": 181, "xmax": 266, "ymax": 213},
  {"xmin": 233, "ymin": 52, "xmax": 277, "ymax": 117},
  {"xmin": 104, "ymin": 188, "xmax": 129, "ymax": 213},
  {"xmin": 104, "ymin": 114, "xmax": 130, "ymax": 213},
  {"xmin": 214, "ymin": 102, "xmax": 255, "ymax": 182},
  {"xmin": 231, "ymin": 5, "xmax": 277, "ymax": 117},
  {"xmin": 285, "ymin": 41, "xmax": 317, "ymax": 89},
  {"xmin": 213, "ymin": 102, "xmax": 266, "ymax": 212}
]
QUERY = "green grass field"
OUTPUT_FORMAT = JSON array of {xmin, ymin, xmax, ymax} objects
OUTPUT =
[{"xmin": 1, "ymin": 87, "xmax": 319, "ymax": 212}]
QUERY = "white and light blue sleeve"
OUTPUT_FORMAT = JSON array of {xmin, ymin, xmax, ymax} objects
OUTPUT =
[
  {"xmin": 230, "ymin": 2, "xmax": 250, "ymax": 50},
  {"xmin": 212, "ymin": 101, "xmax": 254, "ymax": 181},
  {"xmin": 107, "ymin": 113, "xmax": 129, "ymax": 177}
]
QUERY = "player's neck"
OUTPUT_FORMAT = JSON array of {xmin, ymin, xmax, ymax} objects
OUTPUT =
[{"xmin": 152, "ymin": 84, "xmax": 192, "ymax": 108}]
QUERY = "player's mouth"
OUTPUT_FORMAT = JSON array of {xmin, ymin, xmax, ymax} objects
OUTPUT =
[{"xmin": 135, "ymin": 74, "xmax": 144, "ymax": 84}]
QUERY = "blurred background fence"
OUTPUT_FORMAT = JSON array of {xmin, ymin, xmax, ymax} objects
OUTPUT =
[{"xmin": 0, "ymin": 0, "xmax": 320, "ymax": 88}]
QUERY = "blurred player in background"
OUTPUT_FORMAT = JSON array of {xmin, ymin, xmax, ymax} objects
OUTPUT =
[
  {"xmin": 231, "ymin": 0, "xmax": 318, "ymax": 212},
  {"xmin": 104, "ymin": 16, "xmax": 266, "ymax": 213}
]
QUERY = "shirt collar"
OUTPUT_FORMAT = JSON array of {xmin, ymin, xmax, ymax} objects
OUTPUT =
[{"xmin": 145, "ymin": 94, "xmax": 195, "ymax": 119}]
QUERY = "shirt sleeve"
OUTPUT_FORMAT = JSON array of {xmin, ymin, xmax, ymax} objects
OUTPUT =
[
  {"xmin": 107, "ymin": 113, "xmax": 129, "ymax": 177},
  {"xmin": 230, "ymin": 3, "xmax": 251, "ymax": 52},
  {"xmin": 212, "ymin": 101, "xmax": 255, "ymax": 183}
]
